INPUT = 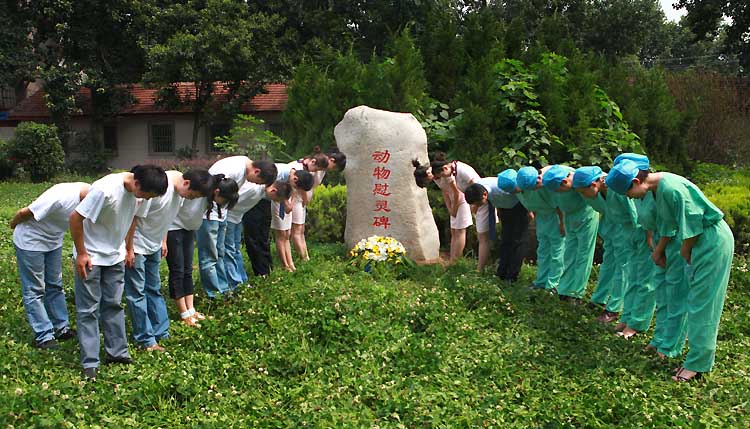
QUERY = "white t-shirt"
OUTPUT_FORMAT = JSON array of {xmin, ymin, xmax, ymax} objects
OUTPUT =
[
  {"xmin": 227, "ymin": 182, "xmax": 266, "ymax": 224},
  {"xmin": 75, "ymin": 173, "xmax": 139, "ymax": 266},
  {"xmin": 306, "ymin": 170, "xmax": 326, "ymax": 200},
  {"xmin": 169, "ymin": 197, "xmax": 207, "ymax": 232},
  {"xmin": 275, "ymin": 163, "xmax": 292, "ymax": 182},
  {"xmin": 453, "ymin": 161, "xmax": 480, "ymax": 193},
  {"xmin": 434, "ymin": 176, "xmax": 467, "ymax": 205},
  {"xmin": 208, "ymin": 156, "xmax": 249, "ymax": 221},
  {"xmin": 13, "ymin": 182, "xmax": 88, "ymax": 252},
  {"xmin": 133, "ymin": 173, "xmax": 183, "ymax": 254}
]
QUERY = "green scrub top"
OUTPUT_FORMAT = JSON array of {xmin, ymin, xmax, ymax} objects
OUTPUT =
[
  {"xmin": 517, "ymin": 187, "xmax": 558, "ymax": 215},
  {"xmin": 554, "ymin": 190, "xmax": 589, "ymax": 214},
  {"xmin": 584, "ymin": 192, "xmax": 607, "ymax": 214},
  {"xmin": 636, "ymin": 191, "xmax": 657, "ymax": 233},
  {"xmin": 605, "ymin": 190, "xmax": 638, "ymax": 226},
  {"xmin": 655, "ymin": 173, "xmax": 724, "ymax": 240}
]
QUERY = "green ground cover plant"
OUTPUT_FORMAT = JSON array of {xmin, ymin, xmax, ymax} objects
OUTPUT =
[{"xmin": 0, "ymin": 181, "xmax": 748, "ymax": 427}]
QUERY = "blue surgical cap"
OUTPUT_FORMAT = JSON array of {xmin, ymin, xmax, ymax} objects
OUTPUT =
[
  {"xmin": 613, "ymin": 153, "xmax": 650, "ymax": 170},
  {"xmin": 606, "ymin": 159, "xmax": 639, "ymax": 195},
  {"xmin": 497, "ymin": 169, "xmax": 518, "ymax": 193},
  {"xmin": 573, "ymin": 166, "xmax": 604, "ymax": 189},
  {"xmin": 516, "ymin": 167, "xmax": 539, "ymax": 191},
  {"xmin": 542, "ymin": 165, "xmax": 570, "ymax": 191}
]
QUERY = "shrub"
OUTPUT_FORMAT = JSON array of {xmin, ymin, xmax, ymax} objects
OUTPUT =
[
  {"xmin": 692, "ymin": 162, "xmax": 750, "ymax": 254},
  {"xmin": 0, "ymin": 138, "xmax": 16, "ymax": 180},
  {"xmin": 305, "ymin": 184, "xmax": 347, "ymax": 243},
  {"xmin": 7, "ymin": 122, "xmax": 65, "ymax": 181}
]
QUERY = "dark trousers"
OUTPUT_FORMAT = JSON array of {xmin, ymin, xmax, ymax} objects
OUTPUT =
[
  {"xmin": 166, "ymin": 229, "xmax": 195, "ymax": 299},
  {"xmin": 242, "ymin": 199, "xmax": 272, "ymax": 276},
  {"xmin": 496, "ymin": 202, "xmax": 529, "ymax": 282}
]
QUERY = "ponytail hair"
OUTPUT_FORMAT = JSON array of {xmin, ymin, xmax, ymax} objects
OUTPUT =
[
  {"xmin": 306, "ymin": 146, "xmax": 330, "ymax": 169},
  {"xmin": 429, "ymin": 152, "xmax": 450, "ymax": 175},
  {"xmin": 325, "ymin": 149, "xmax": 346, "ymax": 170},
  {"xmin": 205, "ymin": 174, "xmax": 239, "ymax": 220},
  {"xmin": 412, "ymin": 158, "xmax": 432, "ymax": 188}
]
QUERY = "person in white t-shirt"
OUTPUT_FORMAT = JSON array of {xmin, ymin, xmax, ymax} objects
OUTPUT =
[
  {"xmin": 10, "ymin": 182, "xmax": 90, "ymax": 350},
  {"xmin": 195, "ymin": 175, "xmax": 239, "ymax": 300},
  {"xmin": 412, "ymin": 159, "xmax": 472, "ymax": 263},
  {"xmin": 166, "ymin": 174, "xmax": 228, "ymax": 328},
  {"xmin": 196, "ymin": 157, "xmax": 275, "ymax": 301},
  {"xmin": 70, "ymin": 165, "xmax": 168, "ymax": 380},
  {"xmin": 425, "ymin": 153, "xmax": 493, "ymax": 270},
  {"xmin": 290, "ymin": 148, "xmax": 344, "ymax": 261},
  {"xmin": 123, "ymin": 169, "xmax": 213, "ymax": 350},
  {"xmin": 271, "ymin": 163, "xmax": 314, "ymax": 272},
  {"xmin": 224, "ymin": 181, "xmax": 292, "ymax": 289}
]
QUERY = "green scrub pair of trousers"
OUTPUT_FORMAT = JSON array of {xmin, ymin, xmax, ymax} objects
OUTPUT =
[
  {"xmin": 532, "ymin": 211, "xmax": 565, "ymax": 290},
  {"xmin": 657, "ymin": 239, "xmax": 689, "ymax": 358},
  {"xmin": 682, "ymin": 220, "xmax": 734, "ymax": 373},
  {"xmin": 620, "ymin": 234, "xmax": 656, "ymax": 332},
  {"xmin": 557, "ymin": 207, "xmax": 598, "ymax": 298},
  {"xmin": 590, "ymin": 220, "xmax": 615, "ymax": 306}
]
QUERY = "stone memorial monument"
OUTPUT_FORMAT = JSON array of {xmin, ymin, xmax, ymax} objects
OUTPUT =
[{"xmin": 335, "ymin": 105, "xmax": 440, "ymax": 263}]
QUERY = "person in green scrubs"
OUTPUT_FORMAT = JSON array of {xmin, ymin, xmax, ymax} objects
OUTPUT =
[
  {"xmin": 608, "ymin": 159, "xmax": 734, "ymax": 382},
  {"xmin": 506, "ymin": 167, "xmax": 565, "ymax": 291},
  {"xmin": 543, "ymin": 165, "xmax": 599, "ymax": 303},
  {"xmin": 607, "ymin": 154, "xmax": 656, "ymax": 339},
  {"xmin": 572, "ymin": 166, "xmax": 627, "ymax": 323}
]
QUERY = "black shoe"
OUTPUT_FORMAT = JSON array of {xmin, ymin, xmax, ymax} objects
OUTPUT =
[
  {"xmin": 55, "ymin": 327, "xmax": 77, "ymax": 341},
  {"xmin": 104, "ymin": 354, "xmax": 133, "ymax": 365},
  {"xmin": 35, "ymin": 339, "xmax": 59, "ymax": 350},
  {"xmin": 82, "ymin": 367, "xmax": 97, "ymax": 380}
]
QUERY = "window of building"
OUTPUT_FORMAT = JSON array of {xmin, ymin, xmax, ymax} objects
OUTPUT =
[
  {"xmin": 267, "ymin": 122, "xmax": 283, "ymax": 137},
  {"xmin": 0, "ymin": 86, "xmax": 16, "ymax": 110},
  {"xmin": 149, "ymin": 122, "xmax": 175, "ymax": 154},
  {"xmin": 103, "ymin": 124, "xmax": 118, "ymax": 154},
  {"xmin": 207, "ymin": 122, "xmax": 231, "ymax": 153}
]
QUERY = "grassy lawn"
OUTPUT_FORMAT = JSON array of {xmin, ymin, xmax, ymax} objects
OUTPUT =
[{"xmin": 0, "ymin": 180, "xmax": 749, "ymax": 427}]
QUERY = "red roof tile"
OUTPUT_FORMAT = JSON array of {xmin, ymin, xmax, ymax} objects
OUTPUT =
[{"xmin": 6, "ymin": 83, "xmax": 287, "ymax": 121}]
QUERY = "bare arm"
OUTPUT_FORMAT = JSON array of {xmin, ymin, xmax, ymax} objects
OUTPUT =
[
  {"xmin": 10, "ymin": 207, "xmax": 34, "ymax": 229},
  {"xmin": 70, "ymin": 211, "xmax": 92, "ymax": 279},
  {"xmin": 680, "ymin": 235, "xmax": 699, "ymax": 265},
  {"xmin": 124, "ymin": 218, "xmax": 137, "ymax": 268},
  {"xmin": 556, "ymin": 207, "xmax": 565, "ymax": 237},
  {"xmin": 652, "ymin": 236, "xmax": 672, "ymax": 268}
]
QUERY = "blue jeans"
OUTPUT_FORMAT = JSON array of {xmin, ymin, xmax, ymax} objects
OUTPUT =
[
  {"xmin": 224, "ymin": 221, "xmax": 248, "ymax": 290},
  {"xmin": 75, "ymin": 263, "xmax": 129, "ymax": 369},
  {"xmin": 15, "ymin": 245, "xmax": 70, "ymax": 343},
  {"xmin": 124, "ymin": 251, "xmax": 170, "ymax": 347},
  {"xmin": 196, "ymin": 219, "xmax": 229, "ymax": 298}
]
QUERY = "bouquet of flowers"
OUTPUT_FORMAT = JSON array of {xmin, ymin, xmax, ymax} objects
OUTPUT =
[{"xmin": 348, "ymin": 235, "xmax": 414, "ymax": 276}]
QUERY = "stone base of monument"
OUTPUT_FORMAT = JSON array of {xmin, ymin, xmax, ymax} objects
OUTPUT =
[{"xmin": 335, "ymin": 105, "xmax": 441, "ymax": 263}]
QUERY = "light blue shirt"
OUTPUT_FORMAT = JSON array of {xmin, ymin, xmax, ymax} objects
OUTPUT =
[{"xmin": 478, "ymin": 177, "xmax": 519, "ymax": 209}]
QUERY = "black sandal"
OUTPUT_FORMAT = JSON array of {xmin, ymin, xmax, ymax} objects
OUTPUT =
[{"xmin": 673, "ymin": 367, "xmax": 703, "ymax": 382}]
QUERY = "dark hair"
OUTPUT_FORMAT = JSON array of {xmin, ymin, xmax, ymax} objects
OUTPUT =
[
  {"xmin": 326, "ymin": 149, "xmax": 346, "ymax": 170},
  {"xmin": 464, "ymin": 183, "xmax": 487, "ymax": 205},
  {"xmin": 430, "ymin": 152, "xmax": 450, "ymax": 173},
  {"xmin": 294, "ymin": 169, "xmax": 314, "ymax": 191},
  {"xmin": 131, "ymin": 164, "xmax": 168, "ymax": 195},
  {"xmin": 252, "ymin": 160, "xmax": 278, "ymax": 185},
  {"xmin": 308, "ymin": 146, "xmax": 330, "ymax": 169},
  {"xmin": 182, "ymin": 168, "xmax": 212, "ymax": 195},
  {"xmin": 412, "ymin": 158, "xmax": 432, "ymax": 188},
  {"xmin": 636, "ymin": 169, "xmax": 649, "ymax": 182},
  {"xmin": 205, "ymin": 174, "xmax": 239, "ymax": 219},
  {"xmin": 271, "ymin": 181, "xmax": 292, "ymax": 200}
]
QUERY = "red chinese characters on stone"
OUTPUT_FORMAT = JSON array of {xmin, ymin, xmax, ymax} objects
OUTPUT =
[
  {"xmin": 374, "ymin": 200, "xmax": 391, "ymax": 212},
  {"xmin": 372, "ymin": 150, "xmax": 392, "ymax": 229},
  {"xmin": 372, "ymin": 216, "xmax": 391, "ymax": 229},
  {"xmin": 372, "ymin": 183, "xmax": 392, "ymax": 197},
  {"xmin": 372, "ymin": 166, "xmax": 391, "ymax": 180},
  {"xmin": 371, "ymin": 150, "xmax": 391, "ymax": 164}
]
